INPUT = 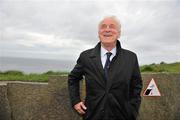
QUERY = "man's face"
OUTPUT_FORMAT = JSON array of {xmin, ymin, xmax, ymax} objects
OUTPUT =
[{"xmin": 98, "ymin": 18, "xmax": 120, "ymax": 45}]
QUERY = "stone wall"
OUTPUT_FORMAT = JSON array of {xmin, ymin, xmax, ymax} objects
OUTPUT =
[
  {"xmin": 0, "ymin": 77, "xmax": 81, "ymax": 120},
  {"xmin": 0, "ymin": 84, "xmax": 11, "ymax": 120},
  {"xmin": 139, "ymin": 73, "xmax": 180, "ymax": 120},
  {"xmin": 0, "ymin": 74, "xmax": 179, "ymax": 120}
]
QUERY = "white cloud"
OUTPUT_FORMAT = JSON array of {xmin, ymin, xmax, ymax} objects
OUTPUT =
[{"xmin": 0, "ymin": 0, "xmax": 179, "ymax": 65}]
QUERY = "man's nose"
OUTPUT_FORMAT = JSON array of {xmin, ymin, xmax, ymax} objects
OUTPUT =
[
  {"xmin": 105, "ymin": 25, "xmax": 111, "ymax": 29},
  {"xmin": 105, "ymin": 26, "xmax": 113, "ymax": 31},
  {"xmin": 105, "ymin": 29, "xmax": 111, "ymax": 32}
]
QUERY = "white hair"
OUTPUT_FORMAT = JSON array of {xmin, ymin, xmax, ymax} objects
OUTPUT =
[{"xmin": 98, "ymin": 15, "xmax": 121, "ymax": 31}]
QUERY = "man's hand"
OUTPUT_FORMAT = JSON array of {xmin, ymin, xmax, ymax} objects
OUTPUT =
[{"xmin": 73, "ymin": 101, "xmax": 87, "ymax": 115}]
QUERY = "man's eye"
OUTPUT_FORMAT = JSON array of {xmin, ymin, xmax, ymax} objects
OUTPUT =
[
  {"xmin": 101, "ymin": 24, "xmax": 107, "ymax": 29},
  {"xmin": 109, "ymin": 24, "xmax": 116, "ymax": 29},
  {"xmin": 100, "ymin": 24, "xmax": 117, "ymax": 29}
]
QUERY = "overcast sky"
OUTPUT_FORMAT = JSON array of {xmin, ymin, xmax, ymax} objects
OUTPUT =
[{"xmin": 0, "ymin": 0, "xmax": 180, "ymax": 65}]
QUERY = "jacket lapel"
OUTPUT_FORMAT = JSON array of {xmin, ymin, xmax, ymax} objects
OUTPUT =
[
  {"xmin": 89, "ymin": 40, "xmax": 123, "ymax": 89},
  {"xmin": 106, "ymin": 40, "xmax": 123, "ymax": 91},
  {"xmin": 90, "ymin": 42, "xmax": 106, "ymax": 87}
]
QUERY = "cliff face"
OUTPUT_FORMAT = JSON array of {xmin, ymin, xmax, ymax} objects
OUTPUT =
[{"xmin": 0, "ymin": 74, "xmax": 179, "ymax": 120}]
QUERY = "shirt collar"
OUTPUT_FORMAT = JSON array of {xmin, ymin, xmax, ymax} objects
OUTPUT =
[{"xmin": 101, "ymin": 45, "xmax": 116, "ymax": 57}]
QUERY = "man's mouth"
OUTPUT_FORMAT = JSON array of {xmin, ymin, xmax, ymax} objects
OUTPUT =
[{"xmin": 103, "ymin": 34, "xmax": 113, "ymax": 37}]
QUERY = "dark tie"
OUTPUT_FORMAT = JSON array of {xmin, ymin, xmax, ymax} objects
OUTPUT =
[{"xmin": 104, "ymin": 52, "xmax": 112, "ymax": 80}]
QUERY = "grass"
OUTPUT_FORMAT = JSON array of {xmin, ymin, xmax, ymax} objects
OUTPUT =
[
  {"xmin": 0, "ymin": 74, "xmax": 49, "ymax": 82},
  {"xmin": 0, "ymin": 62, "xmax": 179, "ymax": 82},
  {"xmin": 0, "ymin": 70, "xmax": 68, "ymax": 82},
  {"xmin": 140, "ymin": 62, "xmax": 180, "ymax": 73}
]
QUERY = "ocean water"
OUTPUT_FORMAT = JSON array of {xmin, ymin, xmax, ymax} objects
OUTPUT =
[{"xmin": 0, "ymin": 56, "xmax": 75, "ymax": 73}]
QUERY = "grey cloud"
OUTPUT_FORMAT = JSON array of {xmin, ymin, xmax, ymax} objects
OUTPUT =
[
  {"xmin": 0, "ymin": 0, "xmax": 179, "ymax": 65},
  {"xmin": 1, "ymin": 0, "xmax": 100, "ymax": 42}
]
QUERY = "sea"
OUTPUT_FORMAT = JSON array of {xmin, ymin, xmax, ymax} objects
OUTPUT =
[{"xmin": 0, "ymin": 56, "xmax": 75, "ymax": 74}]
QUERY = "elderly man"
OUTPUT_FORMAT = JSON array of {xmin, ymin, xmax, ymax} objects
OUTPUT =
[{"xmin": 68, "ymin": 16, "xmax": 142, "ymax": 120}]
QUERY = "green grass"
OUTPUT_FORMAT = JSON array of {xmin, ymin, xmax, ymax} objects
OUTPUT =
[
  {"xmin": 0, "ymin": 70, "xmax": 68, "ymax": 82},
  {"xmin": 140, "ymin": 62, "xmax": 180, "ymax": 73},
  {"xmin": 0, "ymin": 74, "xmax": 49, "ymax": 82},
  {"xmin": 0, "ymin": 62, "xmax": 179, "ymax": 82}
]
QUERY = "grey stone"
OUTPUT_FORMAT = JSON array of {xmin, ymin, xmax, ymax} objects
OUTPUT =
[
  {"xmin": 0, "ymin": 85, "xmax": 11, "ymax": 120},
  {"xmin": 0, "ymin": 74, "xmax": 179, "ymax": 120}
]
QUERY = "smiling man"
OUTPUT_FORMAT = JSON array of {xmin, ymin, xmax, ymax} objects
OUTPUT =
[{"xmin": 68, "ymin": 16, "xmax": 142, "ymax": 120}]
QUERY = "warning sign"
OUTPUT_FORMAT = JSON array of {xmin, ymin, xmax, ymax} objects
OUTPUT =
[{"xmin": 143, "ymin": 78, "xmax": 161, "ymax": 97}]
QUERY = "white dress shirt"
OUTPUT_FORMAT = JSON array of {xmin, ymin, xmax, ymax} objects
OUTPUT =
[{"xmin": 101, "ymin": 45, "xmax": 117, "ymax": 68}]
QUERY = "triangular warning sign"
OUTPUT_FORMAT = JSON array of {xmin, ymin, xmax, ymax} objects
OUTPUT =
[{"xmin": 143, "ymin": 78, "xmax": 161, "ymax": 97}]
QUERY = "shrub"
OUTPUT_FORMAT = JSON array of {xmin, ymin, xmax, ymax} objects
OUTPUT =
[
  {"xmin": 43, "ymin": 71, "xmax": 68, "ymax": 75},
  {"xmin": 160, "ymin": 61, "xmax": 166, "ymax": 64},
  {"xmin": 141, "ymin": 66, "xmax": 154, "ymax": 72},
  {"xmin": 3, "ymin": 70, "xmax": 24, "ymax": 75},
  {"xmin": 43, "ymin": 71, "xmax": 55, "ymax": 75}
]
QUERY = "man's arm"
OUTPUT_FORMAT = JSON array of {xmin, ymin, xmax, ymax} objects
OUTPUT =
[
  {"xmin": 68, "ymin": 53, "xmax": 87, "ymax": 114},
  {"xmin": 129, "ymin": 54, "xmax": 143, "ymax": 118}
]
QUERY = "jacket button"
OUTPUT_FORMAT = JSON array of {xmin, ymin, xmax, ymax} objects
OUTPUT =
[{"xmin": 101, "ymin": 108, "xmax": 105, "ymax": 113}]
